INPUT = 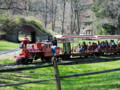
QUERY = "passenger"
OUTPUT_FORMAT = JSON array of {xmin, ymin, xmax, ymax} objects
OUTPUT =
[
  {"xmin": 91, "ymin": 42, "xmax": 95, "ymax": 51},
  {"xmin": 105, "ymin": 40, "xmax": 109, "ymax": 50},
  {"xmin": 76, "ymin": 44, "xmax": 81, "ymax": 52},
  {"xmin": 51, "ymin": 37, "xmax": 57, "ymax": 55},
  {"xmin": 103, "ymin": 41, "xmax": 106, "ymax": 49},
  {"xmin": 94, "ymin": 43, "xmax": 97, "ymax": 49},
  {"xmin": 80, "ymin": 46, "xmax": 85, "ymax": 53},
  {"xmin": 117, "ymin": 39, "xmax": 120, "ymax": 46},
  {"xmin": 87, "ymin": 42, "xmax": 92, "ymax": 51},
  {"xmin": 101, "ymin": 41, "xmax": 105, "ymax": 50},
  {"xmin": 82, "ymin": 42, "xmax": 87, "ymax": 51},
  {"xmin": 117, "ymin": 39, "xmax": 120, "ymax": 49},
  {"xmin": 105, "ymin": 40, "xmax": 108, "ymax": 44},
  {"xmin": 111, "ymin": 40, "xmax": 116, "ymax": 49},
  {"xmin": 109, "ymin": 40, "xmax": 113, "ymax": 49},
  {"xmin": 97, "ymin": 42, "xmax": 101, "ymax": 52},
  {"xmin": 91, "ymin": 42, "xmax": 97, "ymax": 51},
  {"xmin": 97, "ymin": 41, "xmax": 100, "ymax": 45}
]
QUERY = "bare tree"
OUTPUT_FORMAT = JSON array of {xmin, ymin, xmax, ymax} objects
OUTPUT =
[
  {"xmin": 0, "ymin": 0, "xmax": 93, "ymax": 35},
  {"xmin": 45, "ymin": 0, "xmax": 48, "ymax": 28},
  {"xmin": 62, "ymin": 0, "xmax": 66, "ymax": 34}
]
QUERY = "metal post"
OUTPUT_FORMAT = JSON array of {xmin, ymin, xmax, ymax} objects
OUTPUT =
[{"xmin": 52, "ymin": 57, "xmax": 61, "ymax": 90}]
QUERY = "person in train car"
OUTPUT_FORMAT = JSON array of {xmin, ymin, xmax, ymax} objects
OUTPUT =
[
  {"xmin": 103, "ymin": 41, "xmax": 106, "ymax": 49},
  {"xmin": 51, "ymin": 37, "xmax": 57, "ymax": 55},
  {"xmin": 94, "ymin": 43, "xmax": 97, "ymax": 49},
  {"xmin": 101, "ymin": 41, "xmax": 105, "ymax": 50},
  {"xmin": 82, "ymin": 42, "xmax": 87, "ymax": 51},
  {"xmin": 91, "ymin": 42, "xmax": 95, "ymax": 51},
  {"xmin": 111, "ymin": 40, "xmax": 116, "ymax": 49},
  {"xmin": 117, "ymin": 39, "xmax": 120, "ymax": 46},
  {"xmin": 97, "ymin": 41, "xmax": 101, "ymax": 52},
  {"xmin": 97, "ymin": 41, "xmax": 101, "ymax": 45},
  {"xmin": 76, "ymin": 44, "xmax": 82, "ymax": 52},
  {"xmin": 87, "ymin": 42, "xmax": 92, "ymax": 51},
  {"xmin": 105, "ymin": 40, "xmax": 109, "ymax": 50},
  {"xmin": 117, "ymin": 39, "xmax": 120, "ymax": 49},
  {"xmin": 109, "ymin": 40, "xmax": 113, "ymax": 50},
  {"xmin": 80, "ymin": 46, "xmax": 84, "ymax": 53}
]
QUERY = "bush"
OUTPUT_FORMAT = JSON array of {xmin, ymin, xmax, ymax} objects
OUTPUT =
[
  {"xmin": 94, "ymin": 24, "xmax": 117, "ymax": 35},
  {"xmin": 101, "ymin": 24, "xmax": 117, "ymax": 35}
]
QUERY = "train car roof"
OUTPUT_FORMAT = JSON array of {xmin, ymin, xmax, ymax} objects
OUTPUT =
[
  {"xmin": 55, "ymin": 35, "xmax": 95, "ymax": 39},
  {"xmin": 95, "ymin": 35, "xmax": 120, "ymax": 39},
  {"xmin": 55, "ymin": 35, "xmax": 120, "ymax": 39}
]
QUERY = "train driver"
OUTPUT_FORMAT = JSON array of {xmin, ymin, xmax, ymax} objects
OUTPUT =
[{"xmin": 51, "ymin": 37, "xmax": 57, "ymax": 55}]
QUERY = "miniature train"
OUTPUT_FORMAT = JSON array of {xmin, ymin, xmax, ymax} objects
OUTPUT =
[{"xmin": 14, "ymin": 35, "xmax": 120, "ymax": 64}]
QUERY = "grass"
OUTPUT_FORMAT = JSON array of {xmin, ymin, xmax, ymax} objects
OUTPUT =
[
  {"xmin": 0, "ymin": 40, "xmax": 19, "ymax": 51},
  {"xmin": 0, "ymin": 59, "xmax": 120, "ymax": 90}
]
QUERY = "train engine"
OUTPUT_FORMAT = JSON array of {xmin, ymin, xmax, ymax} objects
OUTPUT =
[{"xmin": 14, "ymin": 38, "xmax": 60, "ymax": 64}]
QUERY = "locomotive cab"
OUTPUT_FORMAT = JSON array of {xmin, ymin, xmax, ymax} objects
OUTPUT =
[
  {"xmin": 42, "ymin": 42, "xmax": 52, "ymax": 57},
  {"xmin": 41, "ymin": 41, "xmax": 60, "ymax": 57}
]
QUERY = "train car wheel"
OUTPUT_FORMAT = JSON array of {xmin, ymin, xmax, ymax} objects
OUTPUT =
[
  {"xmin": 15, "ymin": 57, "xmax": 25, "ymax": 64},
  {"xmin": 23, "ymin": 59, "xmax": 29, "ymax": 64},
  {"xmin": 89, "ymin": 53, "xmax": 93, "ymax": 57},
  {"xmin": 67, "ymin": 55, "xmax": 70, "ymax": 59},
  {"xmin": 41, "ymin": 57, "xmax": 44, "ymax": 62},
  {"xmin": 85, "ymin": 56, "xmax": 88, "ymax": 58},
  {"xmin": 96, "ymin": 53, "xmax": 99, "ymax": 57},
  {"xmin": 44, "ymin": 57, "xmax": 51, "ymax": 62},
  {"xmin": 114, "ymin": 53, "xmax": 117, "ymax": 55},
  {"xmin": 21, "ymin": 58, "xmax": 26, "ymax": 64},
  {"xmin": 29, "ymin": 59, "xmax": 33, "ymax": 63}
]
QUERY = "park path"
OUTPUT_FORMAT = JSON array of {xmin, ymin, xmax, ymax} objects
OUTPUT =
[
  {"xmin": 0, "ymin": 48, "xmax": 20, "ymax": 55},
  {"xmin": 0, "ymin": 48, "xmax": 21, "ymax": 60}
]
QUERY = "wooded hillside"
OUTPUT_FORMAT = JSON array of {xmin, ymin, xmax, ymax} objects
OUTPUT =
[{"xmin": 0, "ymin": 0, "xmax": 119, "ymax": 35}]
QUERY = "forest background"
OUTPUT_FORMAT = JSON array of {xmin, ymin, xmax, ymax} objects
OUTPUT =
[{"xmin": 0, "ymin": 0, "xmax": 120, "ymax": 36}]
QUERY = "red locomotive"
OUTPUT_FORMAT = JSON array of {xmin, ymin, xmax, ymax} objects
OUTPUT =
[
  {"xmin": 14, "ymin": 35, "xmax": 120, "ymax": 64},
  {"xmin": 15, "ymin": 38, "xmax": 61, "ymax": 64}
]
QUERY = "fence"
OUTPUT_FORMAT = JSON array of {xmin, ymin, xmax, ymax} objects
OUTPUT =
[{"xmin": 0, "ymin": 58, "xmax": 120, "ymax": 90}]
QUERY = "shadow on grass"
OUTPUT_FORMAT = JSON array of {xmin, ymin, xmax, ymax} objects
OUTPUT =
[{"xmin": 62, "ymin": 76, "xmax": 120, "ymax": 90}]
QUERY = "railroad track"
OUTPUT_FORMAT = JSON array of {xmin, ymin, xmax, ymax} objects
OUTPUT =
[
  {"xmin": 1, "ymin": 57, "xmax": 120, "ymax": 68},
  {"xmin": 0, "ymin": 61, "xmax": 45, "ymax": 67}
]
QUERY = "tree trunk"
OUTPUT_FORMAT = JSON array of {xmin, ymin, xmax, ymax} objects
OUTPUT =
[
  {"xmin": 45, "ymin": 0, "xmax": 48, "ymax": 28},
  {"xmin": 62, "ymin": 0, "xmax": 66, "ymax": 35},
  {"xmin": 74, "ymin": 11, "xmax": 77, "ymax": 34},
  {"xmin": 53, "ymin": 0, "xmax": 58, "ymax": 32},
  {"xmin": 77, "ymin": 11, "xmax": 80, "ymax": 34},
  {"xmin": 52, "ymin": 0, "xmax": 54, "ymax": 31},
  {"xmin": 70, "ymin": 0, "xmax": 74, "ymax": 35},
  {"xmin": 117, "ymin": 15, "xmax": 120, "ymax": 34}
]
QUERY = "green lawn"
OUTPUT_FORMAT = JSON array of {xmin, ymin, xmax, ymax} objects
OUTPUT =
[
  {"xmin": 0, "ymin": 40, "xmax": 19, "ymax": 51},
  {"xmin": 0, "ymin": 57, "xmax": 120, "ymax": 90}
]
